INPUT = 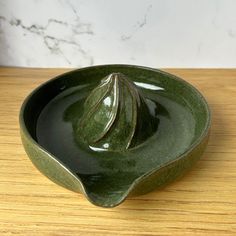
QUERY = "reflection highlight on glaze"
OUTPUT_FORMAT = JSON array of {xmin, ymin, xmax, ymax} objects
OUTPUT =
[{"xmin": 134, "ymin": 82, "xmax": 164, "ymax": 91}]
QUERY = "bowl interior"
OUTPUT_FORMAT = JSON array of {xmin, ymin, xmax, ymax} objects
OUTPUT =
[{"xmin": 22, "ymin": 65, "xmax": 210, "ymax": 201}]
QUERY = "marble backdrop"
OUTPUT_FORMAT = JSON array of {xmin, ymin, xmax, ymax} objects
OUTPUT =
[{"xmin": 0, "ymin": 0, "xmax": 236, "ymax": 68}]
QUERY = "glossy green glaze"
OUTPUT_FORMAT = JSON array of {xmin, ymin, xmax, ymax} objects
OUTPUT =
[
  {"xmin": 77, "ymin": 72, "xmax": 158, "ymax": 151},
  {"xmin": 19, "ymin": 65, "xmax": 211, "ymax": 208}
]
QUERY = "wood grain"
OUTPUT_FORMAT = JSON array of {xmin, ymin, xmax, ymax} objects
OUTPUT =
[{"xmin": 0, "ymin": 67, "xmax": 236, "ymax": 235}]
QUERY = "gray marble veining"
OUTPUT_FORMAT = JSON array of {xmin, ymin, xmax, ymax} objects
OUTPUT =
[{"xmin": 0, "ymin": 0, "xmax": 236, "ymax": 68}]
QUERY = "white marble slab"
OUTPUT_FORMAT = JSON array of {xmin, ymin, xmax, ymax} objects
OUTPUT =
[{"xmin": 0, "ymin": 0, "xmax": 236, "ymax": 68}]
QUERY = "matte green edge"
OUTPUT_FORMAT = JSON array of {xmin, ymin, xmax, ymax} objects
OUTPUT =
[{"xmin": 19, "ymin": 64, "xmax": 211, "ymax": 208}]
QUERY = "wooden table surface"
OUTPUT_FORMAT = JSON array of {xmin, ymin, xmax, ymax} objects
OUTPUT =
[{"xmin": 0, "ymin": 67, "xmax": 236, "ymax": 235}]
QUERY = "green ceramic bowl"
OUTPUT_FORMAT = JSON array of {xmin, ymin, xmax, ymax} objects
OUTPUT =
[{"xmin": 20, "ymin": 65, "xmax": 211, "ymax": 208}]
